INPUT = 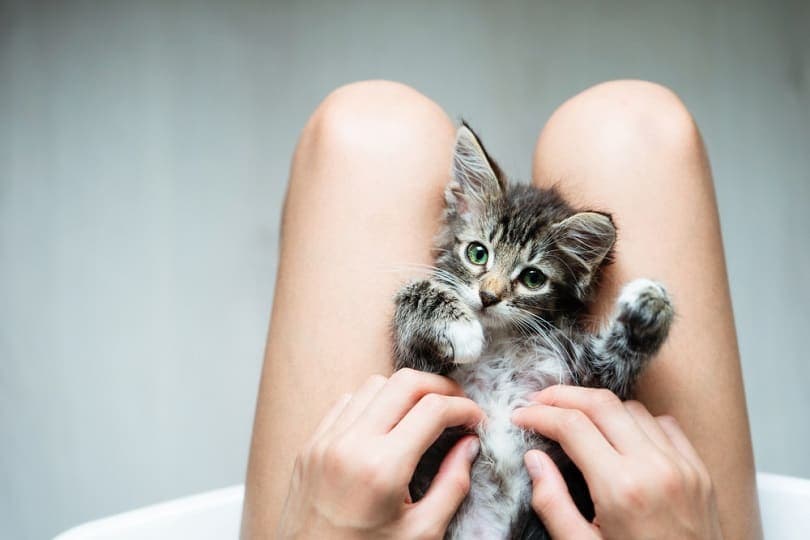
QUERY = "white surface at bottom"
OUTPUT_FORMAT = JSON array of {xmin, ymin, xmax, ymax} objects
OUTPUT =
[
  {"xmin": 55, "ymin": 472, "xmax": 810, "ymax": 539},
  {"xmin": 54, "ymin": 485, "xmax": 243, "ymax": 540}
]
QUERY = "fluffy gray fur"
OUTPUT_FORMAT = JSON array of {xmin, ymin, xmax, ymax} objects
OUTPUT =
[{"xmin": 392, "ymin": 123, "xmax": 674, "ymax": 539}]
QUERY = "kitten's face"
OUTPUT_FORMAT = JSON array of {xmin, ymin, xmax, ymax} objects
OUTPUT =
[
  {"xmin": 438, "ymin": 208, "xmax": 562, "ymax": 330},
  {"xmin": 435, "ymin": 125, "xmax": 616, "ymax": 331},
  {"xmin": 436, "ymin": 192, "xmax": 594, "ymax": 331}
]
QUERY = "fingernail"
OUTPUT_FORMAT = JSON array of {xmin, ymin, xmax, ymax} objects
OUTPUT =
[
  {"xmin": 466, "ymin": 438, "xmax": 480, "ymax": 461},
  {"xmin": 525, "ymin": 451, "xmax": 543, "ymax": 479}
]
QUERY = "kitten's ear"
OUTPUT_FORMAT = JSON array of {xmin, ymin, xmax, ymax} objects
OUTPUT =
[
  {"xmin": 446, "ymin": 123, "xmax": 505, "ymax": 219},
  {"xmin": 551, "ymin": 211, "xmax": 616, "ymax": 291}
]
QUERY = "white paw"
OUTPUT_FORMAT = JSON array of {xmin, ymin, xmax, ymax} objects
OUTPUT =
[
  {"xmin": 444, "ymin": 318, "xmax": 485, "ymax": 364},
  {"xmin": 618, "ymin": 278, "xmax": 668, "ymax": 307}
]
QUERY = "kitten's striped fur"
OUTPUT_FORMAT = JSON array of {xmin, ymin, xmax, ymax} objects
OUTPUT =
[{"xmin": 393, "ymin": 124, "xmax": 674, "ymax": 539}]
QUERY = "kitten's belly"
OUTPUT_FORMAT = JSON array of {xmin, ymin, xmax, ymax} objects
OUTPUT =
[{"xmin": 449, "ymin": 342, "xmax": 574, "ymax": 538}]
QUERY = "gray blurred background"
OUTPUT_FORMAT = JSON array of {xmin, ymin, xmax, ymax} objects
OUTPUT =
[{"xmin": 2, "ymin": 0, "xmax": 808, "ymax": 538}]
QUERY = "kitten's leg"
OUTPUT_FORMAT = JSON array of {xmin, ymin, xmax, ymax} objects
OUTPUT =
[
  {"xmin": 583, "ymin": 279, "xmax": 674, "ymax": 399},
  {"xmin": 393, "ymin": 279, "xmax": 484, "ymax": 374}
]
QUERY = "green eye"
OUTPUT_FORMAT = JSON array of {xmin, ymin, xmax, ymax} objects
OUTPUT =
[
  {"xmin": 520, "ymin": 268, "xmax": 546, "ymax": 289},
  {"xmin": 466, "ymin": 242, "xmax": 489, "ymax": 265}
]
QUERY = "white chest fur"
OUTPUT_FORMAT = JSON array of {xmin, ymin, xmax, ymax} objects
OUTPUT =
[{"xmin": 448, "ymin": 337, "xmax": 574, "ymax": 538}]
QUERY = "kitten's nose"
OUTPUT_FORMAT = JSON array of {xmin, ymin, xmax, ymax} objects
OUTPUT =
[{"xmin": 479, "ymin": 290, "xmax": 500, "ymax": 308}]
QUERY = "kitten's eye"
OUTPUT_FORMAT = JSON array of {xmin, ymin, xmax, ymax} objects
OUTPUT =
[
  {"xmin": 466, "ymin": 242, "xmax": 489, "ymax": 266},
  {"xmin": 519, "ymin": 267, "xmax": 546, "ymax": 289}
]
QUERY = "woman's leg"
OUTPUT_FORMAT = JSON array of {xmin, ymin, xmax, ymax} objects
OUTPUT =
[
  {"xmin": 241, "ymin": 80, "xmax": 456, "ymax": 537},
  {"xmin": 532, "ymin": 80, "xmax": 761, "ymax": 539}
]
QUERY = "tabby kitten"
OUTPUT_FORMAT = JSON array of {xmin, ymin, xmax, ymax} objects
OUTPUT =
[{"xmin": 392, "ymin": 123, "xmax": 674, "ymax": 539}]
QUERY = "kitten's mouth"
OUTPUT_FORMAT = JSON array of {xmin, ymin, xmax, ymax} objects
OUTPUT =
[
  {"xmin": 478, "ymin": 307, "xmax": 500, "ymax": 321},
  {"xmin": 477, "ymin": 300, "xmax": 502, "ymax": 314},
  {"xmin": 477, "ymin": 308, "xmax": 509, "ymax": 329},
  {"xmin": 463, "ymin": 292, "xmax": 507, "ymax": 327}
]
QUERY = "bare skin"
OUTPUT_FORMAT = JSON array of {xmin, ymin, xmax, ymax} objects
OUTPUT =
[
  {"xmin": 278, "ymin": 377, "xmax": 723, "ymax": 540},
  {"xmin": 531, "ymin": 80, "xmax": 760, "ymax": 539},
  {"xmin": 277, "ymin": 370, "xmax": 485, "ymax": 540},
  {"xmin": 513, "ymin": 386, "xmax": 723, "ymax": 539},
  {"xmin": 241, "ymin": 80, "xmax": 761, "ymax": 539}
]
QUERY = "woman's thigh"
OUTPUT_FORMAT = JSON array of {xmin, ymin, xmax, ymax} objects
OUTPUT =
[
  {"xmin": 241, "ymin": 80, "xmax": 456, "ymax": 536},
  {"xmin": 243, "ymin": 78, "xmax": 761, "ymax": 539},
  {"xmin": 532, "ymin": 79, "xmax": 761, "ymax": 539}
]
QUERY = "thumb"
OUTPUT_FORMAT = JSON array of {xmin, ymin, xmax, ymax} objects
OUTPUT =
[
  {"xmin": 412, "ymin": 436, "xmax": 479, "ymax": 533},
  {"xmin": 525, "ymin": 450, "xmax": 599, "ymax": 539}
]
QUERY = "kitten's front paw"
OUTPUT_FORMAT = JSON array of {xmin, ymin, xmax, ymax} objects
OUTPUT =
[
  {"xmin": 443, "ymin": 318, "xmax": 485, "ymax": 364},
  {"xmin": 617, "ymin": 279, "xmax": 674, "ymax": 354}
]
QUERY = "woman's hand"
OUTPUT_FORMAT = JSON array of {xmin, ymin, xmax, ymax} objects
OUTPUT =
[
  {"xmin": 512, "ymin": 385, "xmax": 723, "ymax": 540},
  {"xmin": 277, "ymin": 368, "xmax": 485, "ymax": 540}
]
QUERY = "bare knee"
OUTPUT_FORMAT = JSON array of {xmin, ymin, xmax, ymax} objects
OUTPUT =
[
  {"xmin": 293, "ymin": 80, "xmax": 455, "ymax": 191},
  {"xmin": 533, "ymin": 79, "xmax": 707, "ymax": 184}
]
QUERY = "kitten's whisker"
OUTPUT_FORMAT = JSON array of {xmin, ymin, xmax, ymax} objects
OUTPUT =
[
  {"xmin": 507, "ymin": 310, "xmax": 577, "ymax": 385},
  {"xmin": 509, "ymin": 307, "xmax": 579, "ymax": 384}
]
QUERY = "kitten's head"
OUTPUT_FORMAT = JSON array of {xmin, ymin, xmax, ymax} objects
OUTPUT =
[{"xmin": 435, "ymin": 123, "xmax": 616, "ymax": 330}]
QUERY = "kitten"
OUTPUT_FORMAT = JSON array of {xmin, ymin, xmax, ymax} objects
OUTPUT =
[{"xmin": 392, "ymin": 123, "xmax": 674, "ymax": 539}]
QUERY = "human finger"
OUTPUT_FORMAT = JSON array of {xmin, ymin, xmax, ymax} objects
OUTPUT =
[
  {"xmin": 328, "ymin": 374, "xmax": 388, "ymax": 436},
  {"xmin": 623, "ymin": 400, "xmax": 680, "ymax": 457},
  {"xmin": 408, "ymin": 436, "xmax": 480, "ymax": 535},
  {"xmin": 389, "ymin": 394, "xmax": 484, "ymax": 469},
  {"xmin": 525, "ymin": 450, "xmax": 600, "ymax": 539},
  {"xmin": 512, "ymin": 404, "xmax": 618, "ymax": 482},
  {"xmin": 310, "ymin": 392, "xmax": 352, "ymax": 441},
  {"xmin": 357, "ymin": 368, "xmax": 465, "ymax": 434},
  {"xmin": 656, "ymin": 415, "xmax": 711, "ymax": 479},
  {"xmin": 529, "ymin": 385, "xmax": 652, "ymax": 454}
]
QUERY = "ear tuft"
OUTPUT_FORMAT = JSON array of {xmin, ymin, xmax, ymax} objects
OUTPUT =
[
  {"xmin": 551, "ymin": 212, "xmax": 616, "ymax": 292},
  {"xmin": 446, "ymin": 123, "xmax": 504, "ymax": 220}
]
